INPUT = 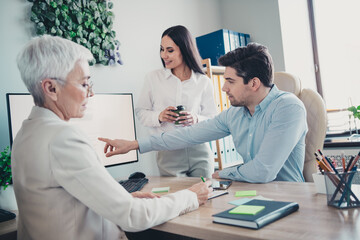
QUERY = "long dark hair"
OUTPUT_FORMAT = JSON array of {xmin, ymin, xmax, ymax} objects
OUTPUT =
[{"xmin": 161, "ymin": 25, "xmax": 204, "ymax": 74}]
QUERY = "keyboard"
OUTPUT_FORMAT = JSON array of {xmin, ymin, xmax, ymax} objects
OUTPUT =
[
  {"xmin": 119, "ymin": 178, "xmax": 149, "ymax": 193},
  {"xmin": 0, "ymin": 208, "xmax": 16, "ymax": 223}
]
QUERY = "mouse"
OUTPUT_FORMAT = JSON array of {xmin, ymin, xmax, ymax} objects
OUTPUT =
[{"xmin": 128, "ymin": 172, "xmax": 146, "ymax": 179}]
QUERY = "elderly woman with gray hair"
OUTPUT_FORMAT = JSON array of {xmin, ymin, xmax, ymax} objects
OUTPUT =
[{"xmin": 12, "ymin": 35, "xmax": 212, "ymax": 240}]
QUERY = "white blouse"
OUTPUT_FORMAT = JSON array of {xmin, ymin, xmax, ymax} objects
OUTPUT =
[{"xmin": 136, "ymin": 68, "xmax": 218, "ymax": 134}]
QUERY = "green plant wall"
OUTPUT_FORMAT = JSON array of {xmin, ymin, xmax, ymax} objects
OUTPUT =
[
  {"xmin": 0, "ymin": 147, "xmax": 12, "ymax": 191},
  {"xmin": 27, "ymin": 0, "xmax": 122, "ymax": 66}
]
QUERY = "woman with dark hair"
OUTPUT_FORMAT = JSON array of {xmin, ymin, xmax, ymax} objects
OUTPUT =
[{"xmin": 135, "ymin": 25, "xmax": 217, "ymax": 178}]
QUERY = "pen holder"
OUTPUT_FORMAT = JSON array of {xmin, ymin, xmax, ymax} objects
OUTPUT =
[
  {"xmin": 312, "ymin": 172, "xmax": 326, "ymax": 194},
  {"xmin": 324, "ymin": 170, "xmax": 360, "ymax": 209}
]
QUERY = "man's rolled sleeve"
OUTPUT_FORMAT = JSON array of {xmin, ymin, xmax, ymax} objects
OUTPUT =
[
  {"xmin": 218, "ymin": 165, "xmax": 244, "ymax": 180},
  {"xmin": 138, "ymin": 138, "xmax": 152, "ymax": 153}
]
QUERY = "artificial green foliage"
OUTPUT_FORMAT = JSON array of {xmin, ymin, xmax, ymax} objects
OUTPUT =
[
  {"xmin": 348, "ymin": 105, "xmax": 360, "ymax": 120},
  {"xmin": 27, "ymin": 0, "xmax": 122, "ymax": 66},
  {"xmin": 0, "ymin": 147, "xmax": 12, "ymax": 191}
]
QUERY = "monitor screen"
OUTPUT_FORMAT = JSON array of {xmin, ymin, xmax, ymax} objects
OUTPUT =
[{"xmin": 6, "ymin": 93, "xmax": 138, "ymax": 167}]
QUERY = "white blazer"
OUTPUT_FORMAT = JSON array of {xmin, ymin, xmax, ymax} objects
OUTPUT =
[{"xmin": 12, "ymin": 106, "xmax": 198, "ymax": 240}]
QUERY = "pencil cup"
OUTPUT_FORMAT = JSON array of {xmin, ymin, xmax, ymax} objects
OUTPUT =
[
  {"xmin": 312, "ymin": 172, "xmax": 326, "ymax": 194},
  {"xmin": 324, "ymin": 170, "xmax": 360, "ymax": 209}
]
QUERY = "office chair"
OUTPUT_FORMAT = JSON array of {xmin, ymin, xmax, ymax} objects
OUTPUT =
[{"xmin": 274, "ymin": 72, "xmax": 327, "ymax": 182}]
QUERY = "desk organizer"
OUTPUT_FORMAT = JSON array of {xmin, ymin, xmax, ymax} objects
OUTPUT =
[
  {"xmin": 324, "ymin": 170, "xmax": 360, "ymax": 209},
  {"xmin": 312, "ymin": 173, "xmax": 326, "ymax": 194}
]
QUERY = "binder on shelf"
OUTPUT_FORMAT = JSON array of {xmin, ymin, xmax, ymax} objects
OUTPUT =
[
  {"xmin": 196, "ymin": 29, "xmax": 231, "ymax": 66},
  {"xmin": 197, "ymin": 29, "xmax": 251, "ymax": 66},
  {"xmin": 209, "ymin": 140, "xmax": 218, "ymax": 159},
  {"xmin": 218, "ymin": 138, "xmax": 226, "ymax": 166},
  {"xmin": 218, "ymin": 75, "xmax": 228, "ymax": 111},
  {"xmin": 212, "ymin": 75, "xmax": 222, "ymax": 113},
  {"xmin": 229, "ymin": 30, "xmax": 240, "ymax": 50},
  {"xmin": 238, "ymin": 33, "xmax": 245, "ymax": 46},
  {"xmin": 223, "ymin": 136, "xmax": 233, "ymax": 166},
  {"xmin": 244, "ymin": 34, "xmax": 251, "ymax": 45},
  {"xmin": 236, "ymin": 152, "xmax": 244, "ymax": 165},
  {"xmin": 229, "ymin": 135, "xmax": 237, "ymax": 164}
]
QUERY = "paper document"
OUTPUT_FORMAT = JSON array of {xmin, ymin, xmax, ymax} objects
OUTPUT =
[{"xmin": 208, "ymin": 190, "xmax": 228, "ymax": 200}]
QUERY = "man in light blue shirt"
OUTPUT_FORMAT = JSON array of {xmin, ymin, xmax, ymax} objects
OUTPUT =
[{"xmin": 99, "ymin": 43, "xmax": 308, "ymax": 183}]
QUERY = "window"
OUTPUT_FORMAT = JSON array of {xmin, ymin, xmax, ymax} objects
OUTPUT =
[
  {"xmin": 308, "ymin": 0, "xmax": 360, "ymax": 134},
  {"xmin": 312, "ymin": 0, "xmax": 360, "ymax": 111}
]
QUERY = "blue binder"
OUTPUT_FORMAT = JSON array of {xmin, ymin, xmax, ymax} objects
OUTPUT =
[
  {"xmin": 196, "ymin": 29, "xmax": 231, "ymax": 66},
  {"xmin": 239, "ymin": 33, "xmax": 246, "ymax": 46},
  {"xmin": 196, "ymin": 29, "xmax": 251, "ymax": 65},
  {"xmin": 244, "ymin": 34, "xmax": 251, "ymax": 45}
]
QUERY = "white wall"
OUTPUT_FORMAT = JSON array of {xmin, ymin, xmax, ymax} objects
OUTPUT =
[
  {"xmin": 219, "ymin": 0, "xmax": 285, "ymax": 71},
  {"xmin": 0, "ymin": 0, "xmax": 287, "ymax": 179},
  {"xmin": 0, "ymin": 0, "xmax": 32, "ymax": 151}
]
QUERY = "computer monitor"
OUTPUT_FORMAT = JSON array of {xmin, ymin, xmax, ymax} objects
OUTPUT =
[{"xmin": 6, "ymin": 93, "xmax": 138, "ymax": 167}]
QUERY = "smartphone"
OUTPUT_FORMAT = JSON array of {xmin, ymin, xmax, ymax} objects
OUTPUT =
[{"xmin": 212, "ymin": 180, "xmax": 232, "ymax": 190}]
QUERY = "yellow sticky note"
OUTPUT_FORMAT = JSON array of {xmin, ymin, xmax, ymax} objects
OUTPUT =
[
  {"xmin": 151, "ymin": 187, "xmax": 170, "ymax": 193},
  {"xmin": 229, "ymin": 205, "xmax": 265, "ymax": 215},
  {"xmin": 235, "ymin": 190, "xmax": 257, "ymax": 197}
]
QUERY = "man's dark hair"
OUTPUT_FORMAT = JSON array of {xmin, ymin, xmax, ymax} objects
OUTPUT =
[
  {"xmin": 161, "ymin": 25, "xmax": 204, "ymax": 74},
  {"xmin": 218, "ymin": 43, "xmax": 274, "ymax": 87}
]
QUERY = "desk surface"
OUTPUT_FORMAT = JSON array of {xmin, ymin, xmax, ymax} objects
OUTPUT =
[
  {"xmin": 1, "ymin": 177, "xmax": 359, "ymax": 240},
  {"xmin": 144, "ymin": 177, "xmax": 360, "ymax": 240},
  {"xmin": 0, "ymin": 210, "xmax": 17, "ymax": 240}
]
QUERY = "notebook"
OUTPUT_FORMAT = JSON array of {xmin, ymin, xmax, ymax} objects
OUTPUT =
[{"xmin": 212, "ymin": 199, "xmax": 299, "ymax": 229}]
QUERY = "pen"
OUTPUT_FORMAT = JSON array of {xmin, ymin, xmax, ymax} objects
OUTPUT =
[
  {"xmin": 345, "ymin": 156, "xmax": 355, "ymax": 173},
  {"xmin": 330, "ymin": 157, "xmax": 337, "ymax": 168},
  {"xmin": 314, "ymin": 153, "xmax": 324, "ymax": 174},
  {"xmin": 314, "ymin": 153, "xmax": 331, "ymax": 172},
  {"xmin": 318, "ymin": 149, "xmax": 332, "ymax": 170},
  {"xmin": 201, "ymin": 176, "xmax": 205, "ymax": 182},
  {"xmin": 347, "ymin": 151, "xmax": 360, "ymax": 172},
  {"xmin": 341, "ymin": 152, "xmax": 346, "ymax": 171},
  {"xmin": 325, "ymin": 156, "xmax": 339, "ymax": 174}
]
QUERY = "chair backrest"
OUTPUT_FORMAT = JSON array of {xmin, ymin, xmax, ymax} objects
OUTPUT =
[{"xmin": 274, "ymin": 72, "xmax": 327, "ymax": 182}]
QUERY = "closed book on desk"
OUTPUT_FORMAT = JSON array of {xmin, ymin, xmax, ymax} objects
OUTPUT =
[{"xmin": 212, "ymin": 199, "xmax": 299, "ymax": 229}]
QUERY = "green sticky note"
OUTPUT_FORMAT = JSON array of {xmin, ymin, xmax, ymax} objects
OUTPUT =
[
  {"xmin": 235, "ymin": 190, "xmax": 257, "ymax": 197},
  {"xmin": 229, "ymin": 205, "xmax": 265, "ymax": 215},
  {"xmin": 151, "ymin": 187, "xmax": 170, "ymax": 193}
]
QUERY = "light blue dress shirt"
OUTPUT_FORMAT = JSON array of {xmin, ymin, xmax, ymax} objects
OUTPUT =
[{"xmin": 138, "ymin": 85, "xmax": 308, "ymax": 183}]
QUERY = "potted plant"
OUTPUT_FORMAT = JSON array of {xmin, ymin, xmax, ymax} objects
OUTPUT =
[
  {"xmin": 348, "ymin": 105, "xmax": 360, "ymax": 139},
  {"xmin": 0, "ymin": 146, "xmax": 17, "ymax": 210},
  {"xmin": 348, "ymin": 105, "xmax": 360, "ymax": 120}
]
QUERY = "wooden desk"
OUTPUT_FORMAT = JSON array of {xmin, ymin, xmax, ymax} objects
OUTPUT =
[
  {"xmin": 144, "ymin": 177, "xmax": 360, "ymax": 240},
  {"xmin": 0, "ymin": 211, "xmax": 17, "ymax": 240},
  {"xmin": 2, "ymin": 177, "xmax": 359, "ymax": 240}
]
